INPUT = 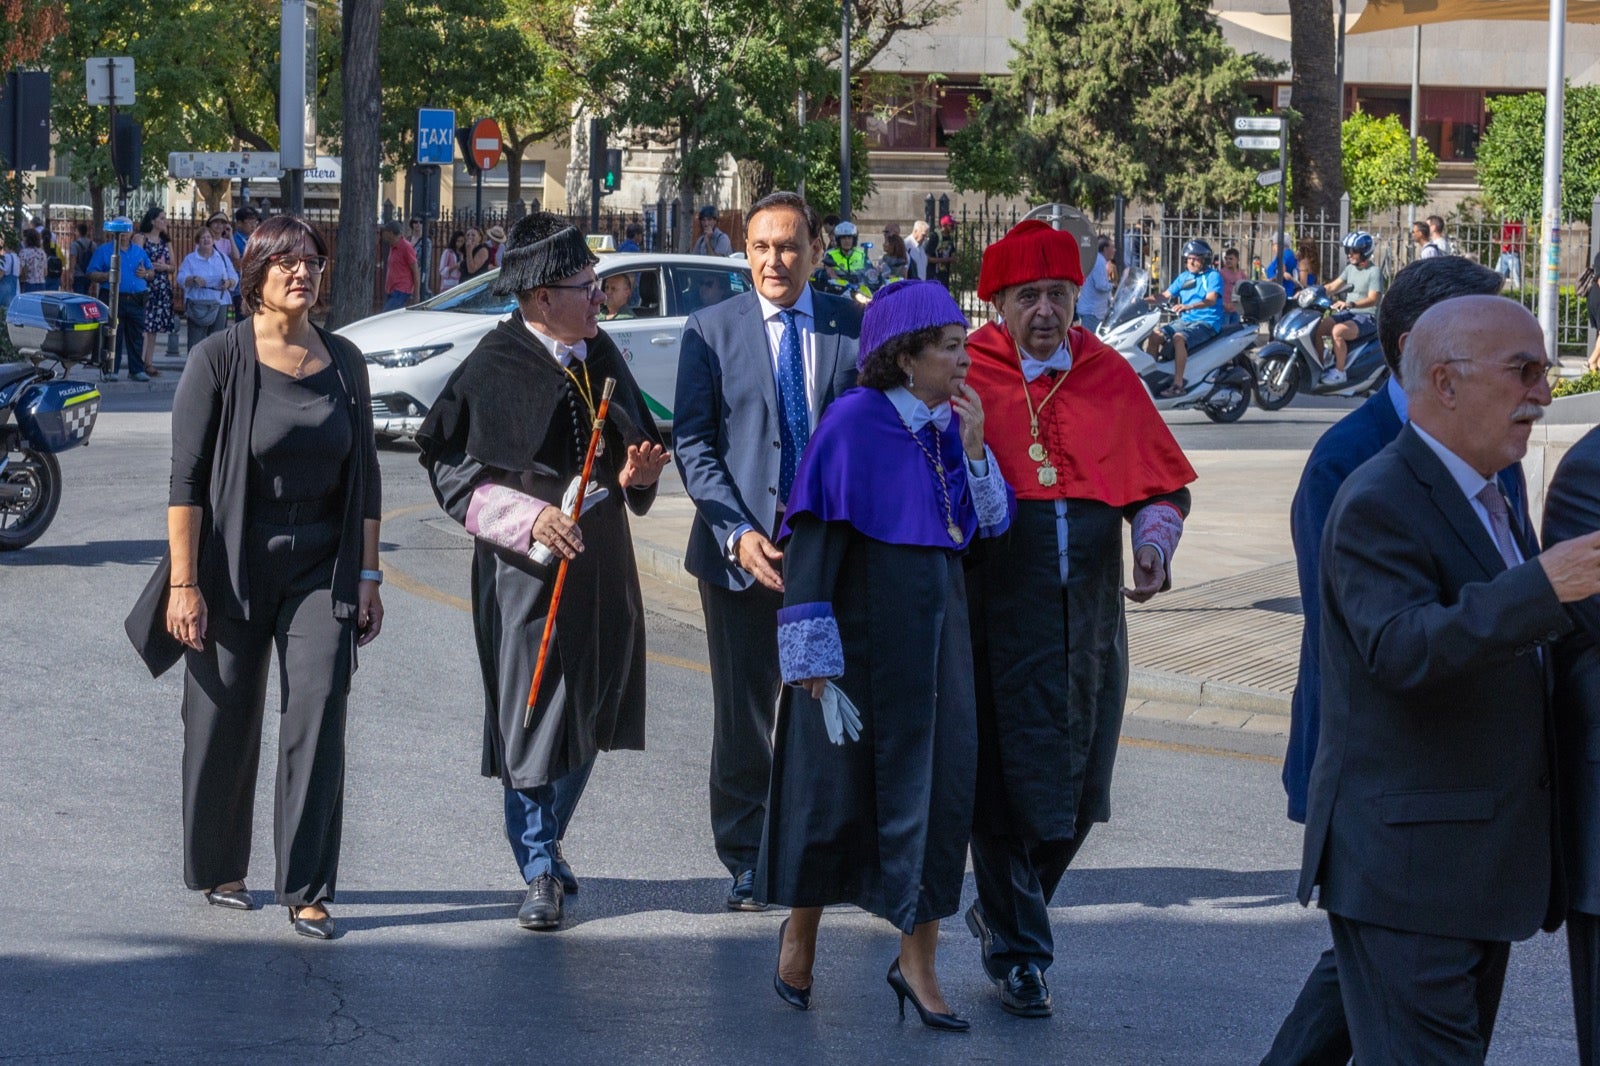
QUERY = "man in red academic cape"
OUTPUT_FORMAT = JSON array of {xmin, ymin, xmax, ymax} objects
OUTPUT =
[{"xmin": 961, "ymin": 220, "xmax": 1197, "ymax": 1018}]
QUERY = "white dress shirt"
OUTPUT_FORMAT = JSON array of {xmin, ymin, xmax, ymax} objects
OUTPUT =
[
  {"xmin": 1409, "ymin": 421, "xmax": 1525, "ymax": 565},
  {"xmin": 755, "ymin": 287, "xmax": 822, "ymax": 429}
]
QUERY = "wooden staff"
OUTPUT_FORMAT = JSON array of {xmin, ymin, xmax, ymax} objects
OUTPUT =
[{"xmin": 525, "ymin": 377, "xmax": 616, "ymax": 728}]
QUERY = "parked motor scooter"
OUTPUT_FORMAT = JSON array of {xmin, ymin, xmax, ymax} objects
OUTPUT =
[
  {"xmin": 0, "ymin": 292, "xmax": 108, "ymax": 550},
  {"xmin": 1109, "ymin": 273, "xmax": 1282, "ymax": 424},
  {"xmin": 1252, "ymin": 284, "xmax": 1387, "ymax": 411}
]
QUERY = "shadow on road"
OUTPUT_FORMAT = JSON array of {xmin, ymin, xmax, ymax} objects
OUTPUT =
[{"xmin": 2, "ymin": 538, "xmax": 167, "ymax": 567}]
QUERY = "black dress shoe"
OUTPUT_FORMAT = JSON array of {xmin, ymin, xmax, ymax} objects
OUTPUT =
[
  {"xmin": 518, "ymin": 874, "xmax": 563, "ymax": 930},
  {"xmin": 204, "ymin": 887, "xmax": 253, "ymax": 911},
  {"xmin": 289, "ymin": 907, "xmax": 336, "ymax": 941},
  {"xmin": 552, "ymin": 841, "xmax": 579, "ymax": 895},
  {"xmin": 773, "ymin": 917, "xmax": 812, "ymax": 1011},
  {"xmin": 964, "ymin": 902, "xmax": 1003, "ymax": 982},
  {"xmin": 726, "ymin": 869, "xmax": 767, "ymax": 912},
  {"xmin": 999, "ymin": 964, "xmax": 1053, "ymax": 1018},
  {"xmin": 886, "ymin": 958, "xmax": 969, "ymax": 1032}
]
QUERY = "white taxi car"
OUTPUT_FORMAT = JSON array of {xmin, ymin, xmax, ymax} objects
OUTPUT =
[{"xmin": 337, "ymin": 252, "xmax": 753, "ymax": 440}]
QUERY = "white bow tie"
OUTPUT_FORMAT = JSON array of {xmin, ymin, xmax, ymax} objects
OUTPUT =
[
  {"xmin": 1020, "ymin": 343, "xmax": 1073, "ymax": 383},
  {"xmin": 554, "ymin": 339, "xmax": 587, "ymax": 365},
  {"xmin": 906, "ymin": 401, "xmax": 952, "ymax": 434}
]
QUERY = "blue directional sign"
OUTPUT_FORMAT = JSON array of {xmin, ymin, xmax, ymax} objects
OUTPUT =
[{"xmin": 416, "ymin": 108, "xmax": 455, "ymax": 166}]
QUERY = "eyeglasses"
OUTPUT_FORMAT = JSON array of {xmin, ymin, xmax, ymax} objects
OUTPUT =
[
  {"xmin": 1444, "ymin": 355, "xmax": 1552, "ymax": 388},
  {"xmin": 544, "ymin": 280, "xmax": 603, "ymax": 298},
  {"xmin": 269, "ymin": 254, "xmax": 328, "ymax": 274}
]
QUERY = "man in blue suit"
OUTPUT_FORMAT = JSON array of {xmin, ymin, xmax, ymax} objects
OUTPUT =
[
  {"xmin": 673, "ymin": 191, "xmax": 862, "ymax": 909},
  {"xmin": 1261, "ymin": 256, "xmax": 1525, "ymax": 1064}
]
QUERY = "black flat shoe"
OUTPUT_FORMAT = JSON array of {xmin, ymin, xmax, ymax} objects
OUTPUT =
[
  {"xmin": 552, "ymin": 840, "xmax": 579, "ymax": 895},
  {"xmin": 886, "ymin": 957, "xmax": 969, "ymax": 1032},
  {"xmin": 773, "ymin": 917, "xmax": 812, "ymax": 1011},
  {"xmin": 964, "ymin": 902, "xmax": 1003, "ymax": 982},
  {"xmin": 727, "ymin": 869, "xmax": 767, "ymax": 912},
  {"xmin": 204, "ymin": 886, "xmax": 252, "ymax": 911},
  {"xmin": 999, "ymin": 964, "xmax": 1053, "ymax": 1018},
  {"xmin": 289, "ymin": 907, "xmax": 336, "ymax": 940}
]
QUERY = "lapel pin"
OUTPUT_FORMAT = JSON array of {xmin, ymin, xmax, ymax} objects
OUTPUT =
[{"xmin": 829, "ymin": 319, "xmax": 837, "ymax": 328}]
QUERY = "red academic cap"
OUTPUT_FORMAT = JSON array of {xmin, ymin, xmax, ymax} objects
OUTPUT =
[{"xmin": 977, "ymin": 219, "xmax": 1086, "ymax": 301}]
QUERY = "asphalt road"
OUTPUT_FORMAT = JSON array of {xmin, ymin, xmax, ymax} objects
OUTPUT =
[{"xmin": 0, "ymin": 387, "xmax": 1577, "ymax": 1063}]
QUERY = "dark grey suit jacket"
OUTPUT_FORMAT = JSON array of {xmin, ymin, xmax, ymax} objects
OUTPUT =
[
  {"xmin": 672, "ymin": 290, "xmax": 861, "ymax": 591},
  {"xmin": 1299, "ymin": 424, "xmax": 1570, "ymax": 943},
  {"xmin": 1543, "ymin": 424, "xmax": 1600, "ymax": 916}
]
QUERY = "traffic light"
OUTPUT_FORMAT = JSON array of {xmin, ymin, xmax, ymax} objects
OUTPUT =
[
  {"xmin": 456, "ymin": 127, "xmax": 479, "ymax": 177},
  {"xmin": 602, "ymin": 149, "xmax": 622, "ymax": 195},
  {"xmin": 112, "ymin": 112, "xmax": 142, "ymax": 190}
]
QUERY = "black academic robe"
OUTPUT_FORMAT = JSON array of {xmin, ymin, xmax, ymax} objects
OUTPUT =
[
  {"xmin": 758, "ymin": 516, "xmax": 977, "ymax": 935},
  {"xmin": 967, "ymin": 490, "xmax": 1189, "ymax": 841},
  {"xmin": 418, "ymin": 317, "xmax": 661, "ymax": 789}
]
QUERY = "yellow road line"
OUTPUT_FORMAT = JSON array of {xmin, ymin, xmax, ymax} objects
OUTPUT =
[{"xmin": 1122, "ymin": 735, "xmax": 1281, "ymax": 765}]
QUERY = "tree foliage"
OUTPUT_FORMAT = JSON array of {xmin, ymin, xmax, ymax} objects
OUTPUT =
[
  {"xmin": 947, "ymin": 0, "xmax": 1279, "ymax": 212},
  {"xmin": 478, "ymin": 0, "xmax": 583, "ymax": 205},
  {"xmin": 1477, "ymin": 85, "xmax": 1600, "ymax": 221},
  {"xmin": 1286, "ymin": 0, "xmax": 1343, "ymax": 215},
  {"xmin": 1340, "ymin": 111, "xmax": 1435, "ymax": 215}
]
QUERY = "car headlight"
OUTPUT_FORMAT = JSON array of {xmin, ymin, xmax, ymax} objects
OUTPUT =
[{"xmin": 366, "ymin": 344, "xmax": 452, "ymax": 368}]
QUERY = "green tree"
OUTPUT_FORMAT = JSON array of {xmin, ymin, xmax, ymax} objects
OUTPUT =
[
  {"xmin": 582, "ymin": 0, "xmax": 836, "ymax": 249},
  {"xmin": 797, "ymin": 121, "xmax": 875, "ymax": 216},
  {"xmin": 477, "ymin": 0, "xmax": 581, "ymax": 207},
  {"xmin": 1341, "ymin": 110, "xmax": 1435, "ymax": 215},
  {"xmin": 947, "ymin": 0, "xmax": 1279, "ymax": 212},
  {"xmin": 1476, "ymin": 84, "xmax": 1600, "ymax": 221}
]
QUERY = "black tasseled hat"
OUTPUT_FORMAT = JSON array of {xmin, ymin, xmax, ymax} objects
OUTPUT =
[{"xmin": 491, "ymin": 212, "xmax": 598, "ymax": 296}]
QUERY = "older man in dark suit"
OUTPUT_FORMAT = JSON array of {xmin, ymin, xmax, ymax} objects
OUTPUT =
[
  {"xmin": 673, "ymin": 191, "xmax": 861, "ymax": 909},
  {"xmin": 1263, "ymin": 257, "xmax": 1522, "ymax": 1065},
  {"xmin": 1543, "ymin": 430, "xmax": 1600, "ymax": 1065},
  {"xmin": 1302, "ymin": 294, "xmax": 1600, "ymax": 1061}
]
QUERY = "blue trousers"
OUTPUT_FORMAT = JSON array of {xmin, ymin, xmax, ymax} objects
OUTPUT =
[
  {"xmin": 383, "ymin": 289, "xmax": 411, "ymax": 312},
  {"xmin": 504, "ymin": 759, "xmax": 595, "ymax": 883}
]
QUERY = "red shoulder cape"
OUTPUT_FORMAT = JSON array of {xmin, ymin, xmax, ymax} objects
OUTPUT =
[{"xmin": 965, "ymin": 322, "xmax": 1197, "ymax": 504}]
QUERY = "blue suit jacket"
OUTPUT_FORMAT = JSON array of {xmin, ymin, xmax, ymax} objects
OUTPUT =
[
  {"xmin": 672, "ymin": 290, "xmax": 862, "ymax": 591},
  {"xmin": 1284, "ymin": 386, "xmax": 1529, "ymax": 822}
]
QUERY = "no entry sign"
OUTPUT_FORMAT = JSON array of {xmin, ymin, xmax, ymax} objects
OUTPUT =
[{"xmin": 470, "ymin": 118, "xmax": 503, "ymax": 172}]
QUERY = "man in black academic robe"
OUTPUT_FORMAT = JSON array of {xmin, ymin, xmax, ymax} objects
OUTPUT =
[{"xmin": 417, "ymin": 213, "xmax": 669, "ymax": 931}]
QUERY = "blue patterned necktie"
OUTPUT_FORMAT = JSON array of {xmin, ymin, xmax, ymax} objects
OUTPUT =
[{"xmin": 776, "ymin": 308, "xmax": 809, "ymax": 501}]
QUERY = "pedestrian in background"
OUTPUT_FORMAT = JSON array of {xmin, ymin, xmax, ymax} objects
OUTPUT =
[
  {"xmin": 879, "ymin": 222, "xmax": 908, "ymax": 278},
  {"xmin": 68, "ymin": 222, "xmax": 94, "ymax": 295},
  {"xmin": 460, "ymin": 226, "xmax": 492, "ymax": 282},
  {"xmin": 484, "ymin": 224, "xmax": 506, "ymax": 268},
  {"xmin": 1076, "ymin": 235, "xmax": 1115, "ymax": 334},
  {"xmin": 176, "ymin": 228, "xmax": 238, "ymax": 349},
  {"xmin": 672, "ymin": 191, "xmax": 861, "ymax": 912},
  {"xmin": 379, "ymin": 220, "xmax": 419, "ymax": 311},
  {"xmin": 1296, "ymin": 237, "xmax": 1321, "ymax": 289},
  {"xmin": 963, "ymin": 220, "xmax": 1194, "ymax": 1019},
  {"xmin": 1496, "ymin": 219, "xmax": 1524, "ymax": 290},
  {"xmin": 762, "ymin": 280, "xmax": 1009, "ymax": 1031},
  {"xmin": 18, "ymin": 229, "xmax": 47, "ymax": 293},
  {"xmin": 691, "ymin": 205, "xmax": 732, "ymax": 257},
  {"xmin": 907, "ymin": 220, "xmax": 929, "ymax": 280},
  {"xmin": 138, "ymin": 207, "xmax": 177, "ymax": 371},
  {"xmin": 150, "ymin": 215, "xmax": 382, "ymax": 941},
  {"xmin": 619, "ymin": 222, "xmax": 643, "ymax": 253},
  {"xmin": 87, "ymin": 218, "xmax": 154, "ymax": 381},
  {"xmin": 438, "ymin": 230, "xmax": 465, "ymax": 291},
  {"xmin": 927, "ymin": 215, "xmax": 957, "ymax": 290},
  {"xmin": 40, "ymin": 216, "xmax": 63, "ymax": 291},
  {"xmin": 1218, "ymin": 246, "xmax": 1245, "ymax": 328},
  {"xmin": 1586, "ymin": 249, "xmax": 1600, "ymax": 374},
  {"xmin": 1426, "ymin": 213, "xmax": 1452, "ymax": 256},
  {"xmin": 0, "ymin": 235, "xmax": 19, "ymax": 309},
  {"xmin": 409, "ymin": 218, "xmax": 433, "ymax": 300},
  {"xmin": 416, "ymin": 212, "xmax": 669, "ymax": 934}
]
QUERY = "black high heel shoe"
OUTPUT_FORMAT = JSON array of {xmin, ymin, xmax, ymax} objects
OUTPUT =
[
  {"xmin": 289, "ymin": 906, "xmax": 336, "ymax": 941},
  {"xmin": 773, "ymin": 917, "xmax": 812, "ymax": 1010},
  {"xmin": 886, "ymin": 958, "xmax": 969, "ymax": 1032}
]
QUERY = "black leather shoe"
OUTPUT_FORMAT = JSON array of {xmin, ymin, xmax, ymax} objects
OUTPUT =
[
  {"xmin": 999, "ymin": 964, "xmax": 1053, "ymax": 1018},
  {"xmin": 205, "ymin": 886, "xmax": 253, "ymax": 911},
  {"xmin": 518, "ymin": 874, "xmax": 563, "ymax": 930},
  {"xmin": 552, "ymin": 841, "xmax": 579, "ymax": 895},
  {"xmin": 726, "ymin": 869, "xmax": 768, "ymax": 912},
  {"xmin": 964, "ymin": 902, "xmax": 1003, "ymax": 981},
  {"xmin": 773, "ymin": 917, "xmax": 812, "ymax": 1010},
  {"xmin": 886, "ymin": 958, "xmax": 969, "ymax": 1032},
  {"xmin": 289, "ymin": 907, "xmax": 336, "ymax": 941}
]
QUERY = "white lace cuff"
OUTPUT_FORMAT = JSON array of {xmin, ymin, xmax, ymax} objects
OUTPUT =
[
  {"xmin": 465, "ymin": 483, "xmax": 548, "ymax": 553},
  {"xmin": 777, "ymin": 602, "xmax": 844, "ymax": 684},
  {"xmin": 967, "ymin": 445, "xmax": 1011, "ymax": 532}
]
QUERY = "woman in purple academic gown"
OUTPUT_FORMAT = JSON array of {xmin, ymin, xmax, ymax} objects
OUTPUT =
[{"xmin": 758, "ymin": 281, "xmax": 1012, "ymax": 1031}]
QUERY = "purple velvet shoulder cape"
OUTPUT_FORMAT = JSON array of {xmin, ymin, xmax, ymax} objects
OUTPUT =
[{"xmin": 777, "ymin": 386, "xmax": 978, "ymax": 549}]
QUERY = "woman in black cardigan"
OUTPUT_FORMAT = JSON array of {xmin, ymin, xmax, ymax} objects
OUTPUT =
[{"xmin": 164, "ymin": 216, "xmax": 382, "ymax": 940}]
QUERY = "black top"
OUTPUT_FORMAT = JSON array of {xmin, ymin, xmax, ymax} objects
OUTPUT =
[{"xmin": 249, "ymin": 362, "xmax": 350, "ymax": 503}]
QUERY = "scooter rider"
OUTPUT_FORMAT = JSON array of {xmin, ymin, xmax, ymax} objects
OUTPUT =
[
  {"xmin": 1316, "ymin": 231, "xmax": 1385, "ymax": 385},
  {"xmin": 824, "ymin": 221, "xmax": 867, "ymax": 280},
  {"xmin": 1144, "ymin": 238, "xmax": 1223, "ymax": 398}
]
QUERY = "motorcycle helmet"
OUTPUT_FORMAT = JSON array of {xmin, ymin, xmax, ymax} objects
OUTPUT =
[
  {"xmin": 1342, "ymin": 230, "xmax": 1374, "ymax": 257},
  {"xmin": 834, "ymin": 221, "xmax": 858, "ymax": 240},
  {"xmin": 1181, "ymin": 239, "xmax": 1214, "ymax": 268}
]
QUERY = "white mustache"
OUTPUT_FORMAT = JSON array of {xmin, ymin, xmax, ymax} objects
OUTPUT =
[{"xmin": 1511, "ymin": 404, "xmax": 1545, "ymax": 423}]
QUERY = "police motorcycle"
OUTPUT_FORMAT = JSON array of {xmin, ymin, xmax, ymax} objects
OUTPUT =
[
  {"xmin": 1110, "ymin": 240, "xmax": 1281, "ymax": 424},
  {"xmin": 813, "ymin": 221, "xmax": 877, "ymax": 305},
  {"xmin": 0, "ymin": 291, "xmax": 108, "ymax": 549},
  {"xmin": 1252, "ymin": 232, "xmax": 1387, "ymax": 411}
]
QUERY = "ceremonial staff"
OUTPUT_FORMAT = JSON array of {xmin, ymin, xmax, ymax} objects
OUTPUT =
[{"xmin": 525, "ymin": 376, "xmax": 616, "ymax": 727}]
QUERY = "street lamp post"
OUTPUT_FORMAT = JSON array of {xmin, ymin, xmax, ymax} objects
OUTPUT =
[{"xmin": 839, "ymin": 0, "xmax": 851, "ymax": 222}]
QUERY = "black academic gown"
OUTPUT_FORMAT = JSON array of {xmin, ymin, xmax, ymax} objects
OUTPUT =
[
  {"xmin": 418, "ymin": 317, "xmax": 661, "ymax": 789},
  {"xmin": 967, "ymin": 490, "xmax": 1188, "ymax": 841},
  {"xmin": 758, "ymin": 517, "xmax": 977, "ymax": 935}
]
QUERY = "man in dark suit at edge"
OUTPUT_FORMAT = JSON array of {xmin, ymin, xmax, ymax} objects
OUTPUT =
[
  {"xmin": 1263, "ymin": 257, "xmax": 1527, "ymax": 1064},
  {"xmin": 1297, "ymin": 295, "xmax": 1600, "ymax": 1061},
  {"xmin": 673, "ymin": 191, "xmax": 862, "ymax": 911}
]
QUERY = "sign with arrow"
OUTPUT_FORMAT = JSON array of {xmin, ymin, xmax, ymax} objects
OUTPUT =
[
  {"xmin": 1256, "ymin": 168, "xmax": 1283, "ymax": 187},
  {"xmin": 1233, "ymin": 135, "xmax": 1282, "ymax": 152}
]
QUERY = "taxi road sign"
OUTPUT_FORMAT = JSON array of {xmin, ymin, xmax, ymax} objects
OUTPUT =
[
  {"xmin": 470, "ymin": 118, "xmax": 503, "ymax": 172},
  {"xmin": 417, "ymin": 108, "xmax": 455, "ymax": 166}
]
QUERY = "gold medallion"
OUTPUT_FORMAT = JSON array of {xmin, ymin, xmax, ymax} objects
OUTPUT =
[
  {"xmin": 1037, "ymin": 464, "xmax": 1058, "ymax": 487},
  {"xmin": 948, "ymin": 522, "xmax": 964, "ymax": 545},
  {"xmin": 1027, "ymin": 442, "xmax": 1047, "ymax": 462}
]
